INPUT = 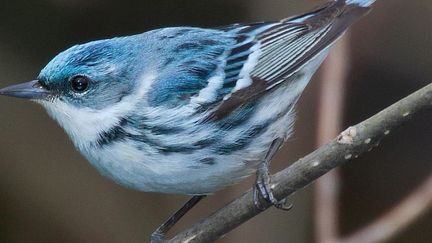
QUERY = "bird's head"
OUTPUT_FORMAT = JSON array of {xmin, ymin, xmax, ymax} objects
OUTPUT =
[
  {"xmin": 3, "ymin": 37, "xmax": 141, "ymax": 108},
  {"xmin": 0, "ymin": 35, "xmax": 152, "ymax": 146}
]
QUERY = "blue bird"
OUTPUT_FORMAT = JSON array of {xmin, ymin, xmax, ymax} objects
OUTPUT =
[{"xmin": 0, "ymin": 0, "xmax": 375, "ymax": 241}]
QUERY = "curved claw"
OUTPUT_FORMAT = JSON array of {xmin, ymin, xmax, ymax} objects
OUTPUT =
[
  {"xmin": 274, "ymin": 198, "xmax": 293, "ymax": 211},
  {"xmin": 253, "ymin": 163, "xmax": 293, "ymax": 211}
]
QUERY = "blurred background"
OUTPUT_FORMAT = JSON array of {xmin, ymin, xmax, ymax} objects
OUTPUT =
[{"xmin": 0, "ymin": 0, "xmax": 431, "ymax": 242}]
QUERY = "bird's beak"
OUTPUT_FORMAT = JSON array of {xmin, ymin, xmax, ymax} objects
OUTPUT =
[{"xmin": 0, "ymin": 80, "xmax": 51, "ymax": 100}]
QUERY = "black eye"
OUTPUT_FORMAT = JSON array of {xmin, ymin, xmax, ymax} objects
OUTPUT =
[{"xmin": 70, "ymin": 76, "xmax": 90, "ymax": 92}]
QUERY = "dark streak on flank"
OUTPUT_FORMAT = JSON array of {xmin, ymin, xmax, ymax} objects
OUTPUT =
[
  {"xmin": 187, "ymin": 165, "xmax": 201, "ymax": 169},
  {"xmin": 199, "ymin": 158, "xmax": 216, "ymax": 165},
  {"xmin": 193, "ymin": 138, "xmax": 217, "ymax": 148},
  {"xmin": 217, "ymin": 122, "xmax": 270, "ymax": 155},
  {"xmin": 96, "ymin": 117, "xmax": 216, "ymax": 154},
  {"xmin": 187, "ymin": 157, "xmax": 216, "ymax": 169},
  {"xmin": 97, "ymin": 128, "xmax": 198, "ymax": 155},
  {"xmin": 217, "ymin": 102, "xmax": 256, "ymax": 130}
]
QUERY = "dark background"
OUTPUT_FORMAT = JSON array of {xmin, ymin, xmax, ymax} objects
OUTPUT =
[{"xmin": 0, "ymin": 0, "xmax": 431, "ymax": 242}]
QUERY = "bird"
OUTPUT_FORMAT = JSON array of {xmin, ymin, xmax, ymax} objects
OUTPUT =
[{"xmin": 0, "ymin": 0, "xmax": 375, "ymax": 241}]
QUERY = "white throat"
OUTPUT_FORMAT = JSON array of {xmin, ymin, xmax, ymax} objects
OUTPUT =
[{"xmin": 38, "ymin": 73, "xmax": 156, "ymax": 149}]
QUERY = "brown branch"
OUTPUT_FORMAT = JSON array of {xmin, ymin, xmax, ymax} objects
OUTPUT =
[{"xmin": 168, "ymin": 82, "xmax": 432, "ymax": 243}]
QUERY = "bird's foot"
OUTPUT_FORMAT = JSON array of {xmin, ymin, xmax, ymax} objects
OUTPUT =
[{"xmin": 253, "ymin": 164, "xmax": 293, "ymax": 211}]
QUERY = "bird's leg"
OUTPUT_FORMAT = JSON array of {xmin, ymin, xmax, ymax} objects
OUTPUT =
[
  {"xmin": 253, "ymin": 138, "xmax": 292, "ymax": 211},
  {"xmin": 150, "ymin": 195, "xmax": 206, "ymax": 243}
]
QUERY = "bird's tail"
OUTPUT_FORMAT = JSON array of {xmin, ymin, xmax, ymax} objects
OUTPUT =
[{"xmin": 345, "ymin": 0, "xmax": 376, "ymax": 7}]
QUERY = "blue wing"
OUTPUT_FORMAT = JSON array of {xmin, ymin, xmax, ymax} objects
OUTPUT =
[{"xmin": 147, "ymin": 1, "xmax": 370, "ymax": 118}]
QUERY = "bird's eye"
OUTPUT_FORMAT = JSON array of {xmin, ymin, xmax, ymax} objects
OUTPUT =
[{"xmin": 70, "ymin": 76, "xmax": 90, "ymax": 92}]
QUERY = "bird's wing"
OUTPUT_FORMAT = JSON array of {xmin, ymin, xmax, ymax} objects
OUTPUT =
[{"xmin": 148, "ymin": 1, "xmax": 370, "ymax": 119}]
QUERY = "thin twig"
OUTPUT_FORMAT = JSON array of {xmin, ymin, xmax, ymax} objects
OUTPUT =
[
  {"xmin": 168, "ymin": 82, "xmax": 432, "ymax": 243},
  {"xmin": 315, "ymin": 34, "xmax": 351, "ymax": 243}
]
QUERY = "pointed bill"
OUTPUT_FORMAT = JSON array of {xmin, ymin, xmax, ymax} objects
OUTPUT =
[{"xmin": 0, "ymin": 80, "xmax": 51, "ymax": 100}]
